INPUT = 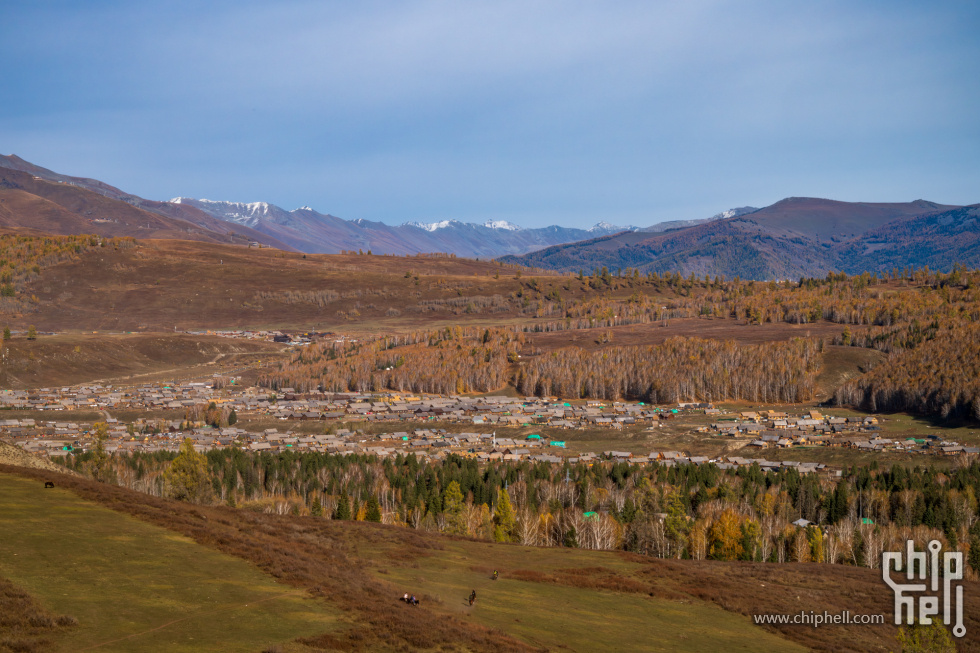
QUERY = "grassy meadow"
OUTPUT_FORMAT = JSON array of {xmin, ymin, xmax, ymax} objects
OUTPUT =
[
  {"xmin": 4, "ymin": 464, "xmax": 968, "ymax": 651},
  {"xmin": 0, "ymin": 472, "xmax": 340, "ymax": 653},
  {"xmin": 369, "ymin": 538, "xmax": 806, "ymax": 653}
]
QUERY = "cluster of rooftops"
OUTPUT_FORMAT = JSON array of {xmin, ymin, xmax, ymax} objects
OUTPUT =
[
  {"xmin": 1, "ymin": 385, "xmax": 976, "ymax": 465},
  {"xmin": 3, "ymin": 417, "xmax": 840, "ymax": 475},
  {"xmin": 0, "ymin": 385, "xmax": 685, "ymax": 428},
  {"xmin": 705, "ymin": 409, "xmax": 978, "ymax": 455}
]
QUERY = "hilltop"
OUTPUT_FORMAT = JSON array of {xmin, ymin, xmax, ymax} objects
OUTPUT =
[
  {"xmin": 500, "ymin": 198, "xmax": 979, "ymax": 279},
  {"xmin": 0, "ymin": 160, "xmax": 292, "ymax": 249},
  {"xmin": 0, "ymin": 238, "xmax": 555, "ymax": 332}
]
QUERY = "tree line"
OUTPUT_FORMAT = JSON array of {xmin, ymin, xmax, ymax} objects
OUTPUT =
[{"xmin": 58, "ymin": 448, "xmax": 980, "ymax": 578}]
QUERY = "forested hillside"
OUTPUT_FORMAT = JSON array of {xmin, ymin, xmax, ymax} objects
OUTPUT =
[
  {"xmin": 501, "ymin": 200, "xmax": 980, "ymax": 280},
  {"xmin": 254, "ymin": 266, "xmax": 980, "ymax": 423}
]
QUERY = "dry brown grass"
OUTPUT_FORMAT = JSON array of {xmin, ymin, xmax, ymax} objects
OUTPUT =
[
  {"xmin": 523, "ymin": 317, "xmax": 854, "ymax": 352},
  {"xmin": 622, "ymin": 555, "xmax": 979, "ymax": 653},
  {"xmin": 0, "ymin": 332, "xmax": 287, "ymax": 389},
  {"xmin": 9, "ymin": 239, "xmax": 529, "ymax": 333},
  {"xmin": 0, "ymin": 576, "xmax": 77, "ymax": 653},
  {"xmin": 507, "ymin": 567, "xmax": 651, "ymax": 596}
]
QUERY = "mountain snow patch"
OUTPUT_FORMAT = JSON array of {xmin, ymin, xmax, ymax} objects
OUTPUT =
[
  {"xmin": 483, "ymin": 220, "xmax": 522, "ymax": 231},
  {"xmin": 404, "ymin": 220, "xmax": 462, "ymax": 231},
  {"xmin": 711, "ymin": 207, "xmax": 758, "ymax": 220},
  {"xmin": 589, "ymin": 222, "xmax": 635, "ymax": 233}
]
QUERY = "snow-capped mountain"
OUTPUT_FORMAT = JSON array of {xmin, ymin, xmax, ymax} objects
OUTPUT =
[
  {"xmin": 639, "ymin": 207, "xmax": 760, "ymax": 233},
  {"xmin": 170, "ymin": 198, "xmax": 281, "ymax": 229},
  {"xmin": 167, "ymin": 197, "xmax": 636, "ymax": 257},
  {"xmin": 590, "ymin": 220, "xmax": 638, "ymax": 233},
  {"xmin": 403, "ymin": 220, "xmax": 463, "ymax": 232},
  {"xmin": 710, "ymin": 206, "xmax": 759, "ymax": 220},
  {"xmin": 483, "ymin": 220, "xmax": 522, "ymax": 231}
]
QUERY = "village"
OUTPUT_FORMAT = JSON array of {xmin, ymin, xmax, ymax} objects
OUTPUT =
[{"xmin": 2, "ymin": 380, "xmax": 977, "ymax": 472}]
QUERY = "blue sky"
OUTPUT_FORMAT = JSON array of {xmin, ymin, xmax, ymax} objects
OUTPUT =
[{"xmin": 2, "ymin": 1, "xmax": 978, "ymax": 228}]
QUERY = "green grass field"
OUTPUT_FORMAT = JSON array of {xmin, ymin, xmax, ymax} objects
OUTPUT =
[
  {"xmin": 368, "ymin": 538, "xmax": 806, "ymax": 652},
  {"xmin": 0, "ymin": 465, "xmax": 937, "ymax": 651},
  {"xmin": 0, "ymin": 473, "xmax": 340, "ymax": 653}
]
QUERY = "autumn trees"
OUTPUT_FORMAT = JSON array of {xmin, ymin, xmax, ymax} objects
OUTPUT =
[
  {"xmin": 85, "ymin": 445, "xmax": 980, "ymax": 578},
  {"xmin": 261, "ymin": 327, "xmax": 523, "ymax": 395},
  {"xmin": 834, "ymin": 321, "xmax": 980, "ymax": 420},
  {"xmin": 254, "ymin": 268, "xmax": 980, "ymax": 413},
  {"xmin": 262, "ymin": 326, "xmax": 822, "ymax": 404},
  {"xmin": 516, "ymin": 336, "xmax": 821, "ymax": 403},
  {"xmin": 162, "ymin": 438, "xmax": 213, "ymax": 504}
]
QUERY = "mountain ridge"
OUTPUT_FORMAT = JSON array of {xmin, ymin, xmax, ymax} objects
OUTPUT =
[
  {"xmin": 4, "ymin": 155, "xmax": 975, "ymax": 277},
  {"xmin": 0, "ymin": 155, "xmax": 294, "ymax": 249},
  {"xmin": 171, "ymin": 196, "xmax": 638, "ymax": 257},
  {"xmin": 499, "ymin": 197, "xmax": 976, "ymax": 279}
]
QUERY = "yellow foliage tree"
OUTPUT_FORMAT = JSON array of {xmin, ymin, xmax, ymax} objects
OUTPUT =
[
  {"xmin": 493, "ymin": 488, "xmax": 517, "ymax": 542},
  {"xmin": 163, "ymin": 438, "xmax": 213, "ymax": 504},
  {"xmin": 709, "ymin": 509, "xmax": 744, "ymax": 561}
]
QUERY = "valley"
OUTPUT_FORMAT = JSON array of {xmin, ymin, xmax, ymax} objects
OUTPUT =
[
  {"xmin": 2, "ymin": 166, "xmax": 980, "ymax": 652},
  {"xmin": 5, "ymin": 4, "xmax": 979, "ymax": 650}
]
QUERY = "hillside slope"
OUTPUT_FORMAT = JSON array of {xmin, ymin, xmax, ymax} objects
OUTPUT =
[
  {"xmin": 0, "ymin": 471, "xmax": 339, "ymax": 653},
  {"xmin": 0, "ymin": 238, "xmax": 551, "ymax": 332},
  {"xmin": 6, "ymin": 465, "xmax": 959, "ymax": 652},
  {"xmin": 0, "ymin": 156, "xmax": 293, "ymax": 250},
  {"xmin": 0, "ymin": 333, "xmax": 288, "ymax": 389},
  {"xmin": 0, "ymin": 154, "xmax": 643, "ymax": 257},
  {"xmin": 0, "ymin": 441, "xmax": 76, "ymax": 474},
  {"xmin": 501, "ymin": 198, "xmax": 972, "ymax": 279}
]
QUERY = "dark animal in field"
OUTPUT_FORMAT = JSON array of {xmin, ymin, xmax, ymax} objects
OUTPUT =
[{"xmin": 44, "ymin": 481, "xmax": 55, "ymax": 488}]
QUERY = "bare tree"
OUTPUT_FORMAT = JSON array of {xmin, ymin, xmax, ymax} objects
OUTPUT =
[{"xmin": 516, "ymin": 510, "xmax": 540, "ymax": 546}]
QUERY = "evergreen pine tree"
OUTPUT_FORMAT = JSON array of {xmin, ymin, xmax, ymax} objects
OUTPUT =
[
  {"xmin": 366, "ymin": 496, "xmax": 382, "ymax": 522},
  {"xmin": 968, "ymin": 523, "xmax": 980, "ymax": 577},
  {"xmin": 334, "ymin": 491, "xmax": 352, "ymax": 520},
  {"xmin": 91, "ymin": 421, "xmax": 111, "ymax": 483}
]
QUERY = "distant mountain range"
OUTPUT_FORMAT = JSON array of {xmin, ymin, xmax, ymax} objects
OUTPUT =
[
  {"xmin": 500, "ymin": 197, "xmax": 980, "ymax": 279},
  {"xmin": 169, "ymin": 197, "xmax": 636, "ymax": 257},
  {"xmin": 0, "ymin": 154, "xmax": 293, "ymax": 249},
  {"xmin": 2, "ymin": 154, "xmax": 977, "ymax": 278},
  {"xmin": 0, "ymin": 153, "xmax": 641, "ymax": 257}
]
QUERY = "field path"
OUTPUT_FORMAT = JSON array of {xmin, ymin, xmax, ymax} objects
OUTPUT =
[{"xmin": 78, "ymin": 589, "xmax": 307, "ymax": 651}]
